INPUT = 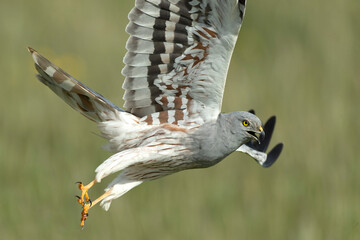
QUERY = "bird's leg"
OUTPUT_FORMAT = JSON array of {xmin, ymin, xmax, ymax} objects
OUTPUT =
[
  {"xmin": 78, "ymin": 187, "xmax": 113, "ymax": 228},
  {"xmin": 76, "ymin": 179, "xmax": 97, "ymax": 205},
  {"xmin": 75, "ymin": 179, "xmax": 96, "ymax": 228}
]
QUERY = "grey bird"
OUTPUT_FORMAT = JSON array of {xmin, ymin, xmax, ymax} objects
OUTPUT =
[{"xmin": 27, "ymin": 0, "xmax": 283, "ymax": 228}]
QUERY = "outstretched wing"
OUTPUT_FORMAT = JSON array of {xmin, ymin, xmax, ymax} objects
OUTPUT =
[{"xmin": 123, "ymin": 0, "xmax": 247, "ymax": 125}]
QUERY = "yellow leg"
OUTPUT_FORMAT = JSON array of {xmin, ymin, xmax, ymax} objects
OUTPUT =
[
  {"xmin": 76, "ymin": 179, "xmax": 97, "ymax": 205},
  {"xmin": 88, "ymin": 189, "xmax": 112, "ymax": 208},
  {"xmin": 76, "ymin": 179, "xmax": 96, "ymax": 228},
  {"xmin": 76, "ymin": 181, "xmax": 113, "ymax": 228}
]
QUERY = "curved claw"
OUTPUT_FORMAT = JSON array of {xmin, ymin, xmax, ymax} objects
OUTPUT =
[
  {"xmin": 75, "ymin": 180, "xmax": 97, "ymax": 228},
  {"xmin": 77, "ymin": 182, "xmax": 84, "ymax": 191},
  {"xmin": 76, "ymin": 181, "xmax": 90, "ymax": 205},
  {"xmin": 76, "ymin": 195, "xmax": 84, "ymax": 205}
]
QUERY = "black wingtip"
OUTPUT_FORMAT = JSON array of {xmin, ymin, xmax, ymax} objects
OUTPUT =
[
  {"xmin": 248, "ymin": 109, "xmax": 255, "ymax": 115},
  {"xmin": 260, "ymin": 116, "xmax": 276, "ymax": 152},
  {"xmin": 262, "ymin": 143, "xmax": 284, "ymax": 168}
]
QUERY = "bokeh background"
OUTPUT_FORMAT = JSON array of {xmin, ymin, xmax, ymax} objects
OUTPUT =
[{"xmin": 1, "ymin": 0, "xmax": 359, "ymax": 239}]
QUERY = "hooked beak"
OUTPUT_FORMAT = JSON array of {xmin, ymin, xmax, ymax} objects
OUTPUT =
[{"xmin": 246, "ymin": 126, "xmax": 265, "ymax": 144}]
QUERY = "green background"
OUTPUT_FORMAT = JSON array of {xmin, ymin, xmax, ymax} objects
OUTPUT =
[{"xmin": 1, "ymin": 0, "xmax": 359, "ymax": 239}]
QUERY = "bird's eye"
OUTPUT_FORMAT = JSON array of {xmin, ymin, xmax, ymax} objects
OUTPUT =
[{"xmin": 242, "ymin": 120, "xmax": 249, "ymax": 127}]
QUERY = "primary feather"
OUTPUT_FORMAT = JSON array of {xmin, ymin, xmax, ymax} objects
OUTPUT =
[{"xmin": 123, "ymin": 0, "xmax": 247, "ymax": 123}]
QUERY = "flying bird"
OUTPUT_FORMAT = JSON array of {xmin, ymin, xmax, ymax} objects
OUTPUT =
[{"xmin": 28, "ymin": 0, "xmax": 283, "ymax": 228}]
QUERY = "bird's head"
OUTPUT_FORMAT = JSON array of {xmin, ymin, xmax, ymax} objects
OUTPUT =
[{"xmin": 230, "ymin": 111, "xmax": 265, "ymax": 144}]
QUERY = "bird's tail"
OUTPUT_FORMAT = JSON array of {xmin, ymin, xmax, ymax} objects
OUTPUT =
[{"xmin": 27, "ymin": 47, "xmax": 125, "ymax": 122}]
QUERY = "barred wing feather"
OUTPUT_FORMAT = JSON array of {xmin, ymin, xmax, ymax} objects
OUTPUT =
[{"xmin": 123, "ymin": 0, "xmax": 247, "ymax": 125}]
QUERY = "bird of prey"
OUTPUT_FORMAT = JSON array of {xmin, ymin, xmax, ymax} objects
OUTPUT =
[{"xmin": 28, "ymin": 0, "xmax": 283, "ymax": 228}]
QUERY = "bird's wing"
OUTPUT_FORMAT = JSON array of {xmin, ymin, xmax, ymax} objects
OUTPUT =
[{"xmin": 123, "ymin": 0, "xmax": 247, "ymax": 126}]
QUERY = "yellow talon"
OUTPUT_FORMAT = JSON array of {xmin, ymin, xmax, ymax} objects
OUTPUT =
[
  {"xmin": 76, "ymin": 180, "xmax": 97, "ymax": 228},
  {"xmin": 76, "ymin": 182, "xmax": 91, "ymax": 205},
  {"xmin": 80, "ymin": 202, "xmax": 91, "ymax": 228},
  {"xmin": 75, "ymin": 180, "xmax": 113, "ymax": 228}
]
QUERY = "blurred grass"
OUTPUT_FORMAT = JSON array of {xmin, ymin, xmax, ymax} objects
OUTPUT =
[{"xmin": 0, "ymin": 0, "xmax": 359, "ymax": 239}]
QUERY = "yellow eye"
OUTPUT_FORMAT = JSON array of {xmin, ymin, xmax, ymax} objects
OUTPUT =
[{"xmin": 242, "ymin": 120, "xmax": 249, "ymax": 127}]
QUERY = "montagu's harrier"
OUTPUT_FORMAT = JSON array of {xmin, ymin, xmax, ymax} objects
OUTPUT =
[{"xmin": 28, "ymin": 0, "xmax": 283, "ymax": 228}]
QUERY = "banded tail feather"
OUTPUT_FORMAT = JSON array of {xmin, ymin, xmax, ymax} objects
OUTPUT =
[{"xmin": 27, "ymin": 47, "xmax": 124, "ymax": 122}]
